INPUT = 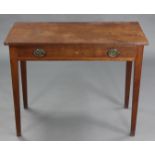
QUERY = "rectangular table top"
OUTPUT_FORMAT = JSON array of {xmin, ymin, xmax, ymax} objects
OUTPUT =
[{"xmin": 4, "ymin": 22, "xmax": 148, "ymax": 46}]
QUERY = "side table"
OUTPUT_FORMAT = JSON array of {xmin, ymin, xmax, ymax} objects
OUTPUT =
[{"xmin": 4, "ymin": 22, "xmax": 148, "ymax": 137}]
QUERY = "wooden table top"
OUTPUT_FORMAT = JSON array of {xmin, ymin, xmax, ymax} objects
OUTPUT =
[{"xmin": 4, "ymin": 22, "xmax": 148, "ymax": 46}]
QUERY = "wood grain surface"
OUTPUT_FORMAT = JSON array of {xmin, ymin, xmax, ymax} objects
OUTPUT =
[
  {"xmin": 5, "ymin": 22, "xmax": 148, "ymax": 137},
  {"xmin": 4, "ymin": 22, "xmax": 148, "ymax": 46}
]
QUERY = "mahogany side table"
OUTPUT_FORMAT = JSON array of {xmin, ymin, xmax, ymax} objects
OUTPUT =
[{"xmin": 4, "ymin": 22, "xmax": 148, "ymax": 137}]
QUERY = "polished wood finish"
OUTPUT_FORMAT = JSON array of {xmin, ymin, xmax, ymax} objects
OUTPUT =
[
  {"xmin": 16, "ymin": 45, "xmax": 137, "ymax": 61},
  {"xmin": 5, "ymin": 22, "xmax": 148, "ymax": 46},
  {"xmin": 4, "ymin": 22, "xmax": 148, "ymax": 137},
  {"xmin": 9, "ymin": 47, "xmax": 21, "ymax": 136},
  {"xmin": 130, "ymin": 46, "xmax": 144, "ymax": 136},
  {"xmin": 20, "ymin": 61, "xmax": 28, "ymax": 109},
  {"xmin": 124, "ymin": 61, "xmax": 132, "ymax": 108}
]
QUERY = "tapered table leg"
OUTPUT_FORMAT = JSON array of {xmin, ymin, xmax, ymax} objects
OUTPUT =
[
  {"xmin": 9, "ymin": 47, "xmax": 21, "ymax": 136},
  {"xmin": 124, "ymin": 61, "xmax": 132, "ymax": 108},
  {"xmin": 20, "ymin": 61, "xmax": 28, "ymax": 109},
  {"xmin": 130, "ymin": 46, "xmax": 144, "ymax": 136}
]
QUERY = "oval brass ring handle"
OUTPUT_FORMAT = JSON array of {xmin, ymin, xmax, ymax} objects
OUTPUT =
[
  {"xmin": 107, "ymin": 49, "xmax": 120, "ymax": 57},
  {"xmin": 33, "ymin": 49, "xmax": 46, "ymax": 57}
]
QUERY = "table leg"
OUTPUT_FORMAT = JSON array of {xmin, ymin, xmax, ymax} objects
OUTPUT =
[
  {"xmin": 124, "ymin": 61, "xmax": 132, "ymax": 108},
  {"xmin": 130, "ymin": 46, "xmax": 144, "ymax": 136},
  {"xmin": 9, "ymin": 47, "xmax": 21, "ymax": 136},
  {"xmin": 20, "ymin": 61, "xmax": 28, "ymax": 109}
]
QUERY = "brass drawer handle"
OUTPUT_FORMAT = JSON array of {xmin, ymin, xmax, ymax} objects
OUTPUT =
[
  {"xmin": 107, "ymin": 49, "xmax": 120, "ymax": 57},
  {"xmin": 33, "ymin": 49, "xmax": 46, "ymax": 57}
]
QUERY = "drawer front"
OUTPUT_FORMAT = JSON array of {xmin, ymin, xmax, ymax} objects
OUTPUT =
[{"xmin": 16, "ymin": 45, "xmax": 137, "ymax": 61}]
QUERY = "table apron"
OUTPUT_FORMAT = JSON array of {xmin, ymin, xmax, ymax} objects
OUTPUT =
[{"xmin": 14, "ymin": 45, "xmax": 138, "ymax": 61}]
